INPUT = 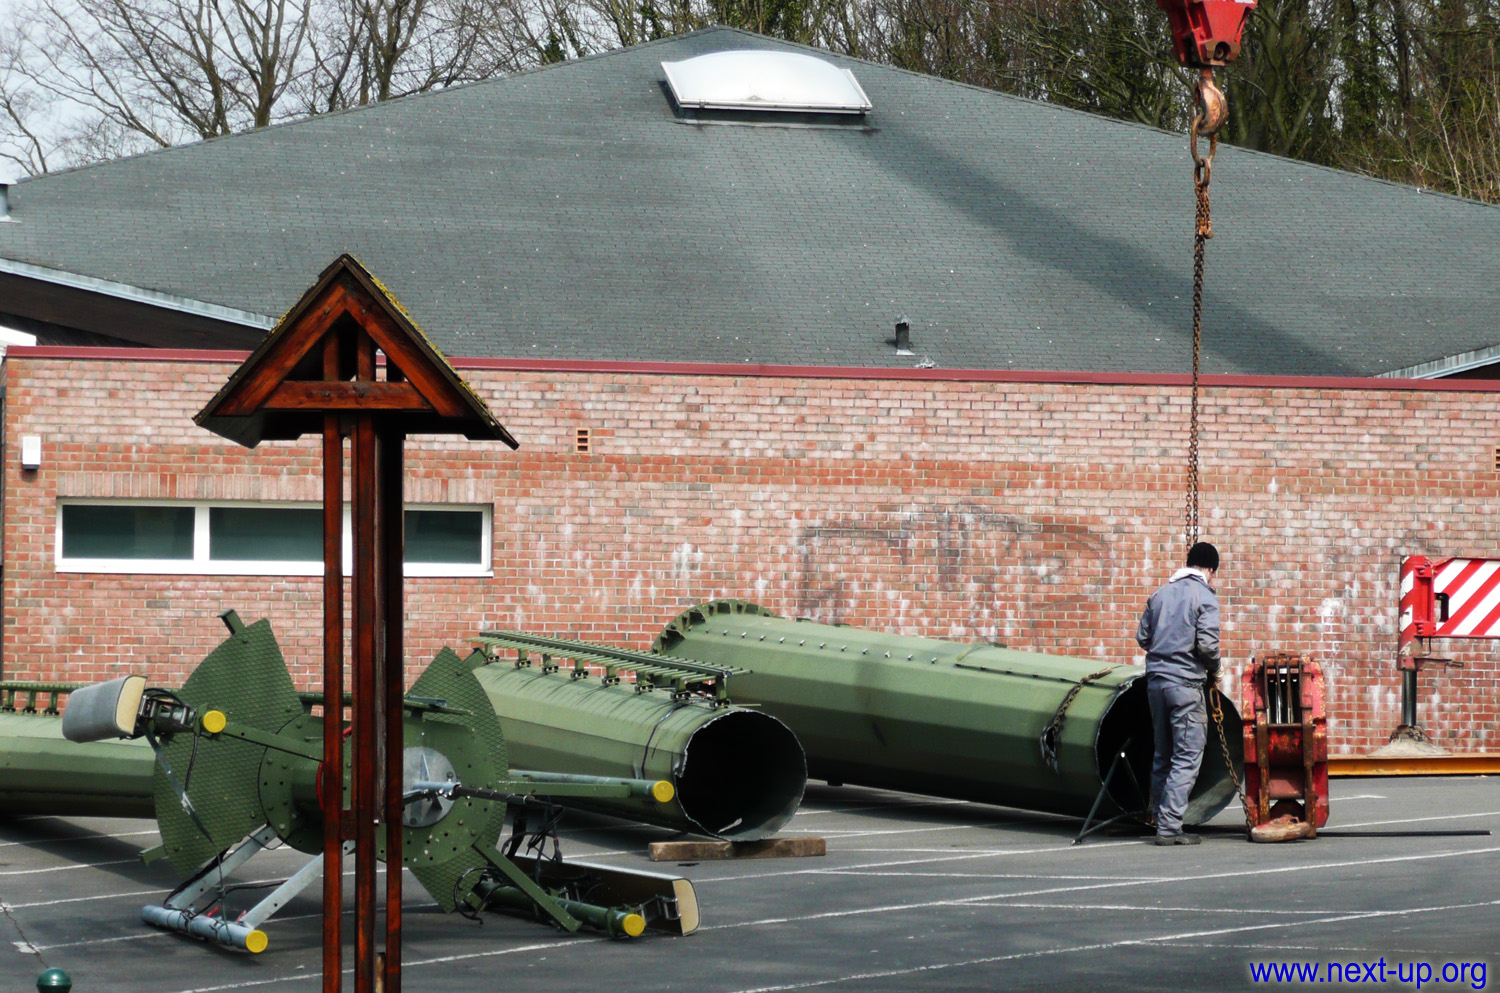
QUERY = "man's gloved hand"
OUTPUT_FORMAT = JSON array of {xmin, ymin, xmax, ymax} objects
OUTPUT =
[{"xmin": 1205, "ymin": 661, "xmax": 1223, "ymax": 686}]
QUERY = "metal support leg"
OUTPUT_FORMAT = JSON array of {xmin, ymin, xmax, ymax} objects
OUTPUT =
[
  {"xmin": 1401, "ymin": 668, "xmax": 1420, "ymax": 730},
  {"xmin": 1072, "ymin": 741, "xmax": 1147, "ymax": 845},
  {"xmin": 242, "ymin": 841, "xmax": 357, "ymax": 929},
  {"xmin": 143, "ymin": 825, "xmax": 310, "ymax": 955},
  {"xmin": 163, "ymin": 825, "xmax": 279, "ymax": 911}
]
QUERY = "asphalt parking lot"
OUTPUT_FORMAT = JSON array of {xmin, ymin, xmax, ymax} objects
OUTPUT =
[{"xmin": 2, "ymin": 776, "xmax": 1496, "ymax": 993}]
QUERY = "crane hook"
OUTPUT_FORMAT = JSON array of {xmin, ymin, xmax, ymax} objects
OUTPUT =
[{"xmin": 1192, "ymin": 68, "xmax": 1228, "ymax": 138}]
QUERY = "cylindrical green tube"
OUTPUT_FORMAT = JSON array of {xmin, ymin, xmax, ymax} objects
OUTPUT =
[
  {"xmin": 471, "ymin": 661, "xmax": 806, "ymax": 841},
  {"xmin": 0, "ymin": 711, "xmax": 156, "ymax": 818},
  {"xmin": 653, "ymin": 600, "xmax": 1243, "ymax": 824},
  {"xmin": 471, "ymin": 880, "xmax": 645, "ymax": 937}
]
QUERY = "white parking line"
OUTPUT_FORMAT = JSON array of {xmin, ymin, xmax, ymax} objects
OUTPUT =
[
  {"xmin": 715, "ymin": 896, "xmax": 1500, "ymax": 992},
  {"xmin": 702, "ymin": 840, "xmax": 1138, "ymax": 883},
  {"xmin": 4, "ymin": 889, "xmax": 160, "ymax": 910},
  {"xmin": 163, "ymin": 939, "xmax": 591, "ymax": 993},
  {"xmin": 811, "ymin": 871, "xmax": 1154, "ymax": 881},
  {"xmin": 783, "ymin": 823, "xmax": 998, "ymax": 839},
  {"xmin": 970, "ymin": 902, "xmax": 1350, "ymax": 915},
  {"xmin": 1332, "ymin": 809, "xmax": 1500, "ymax": 830},
  {"xmin": 0, "ymin": 829, "xmax": 159, "ymax": 848},
  {"xmin": 793, "ymin": 799, "xmax": 971, "ymax": 817},
  {"xmin": 706, "ymin": 844, "xmax": 1500, "ymax": 928},
  {"xmin": 32, "ymin": 900, "xmax": 443, "ymax": 953},
  {"xmin": 0, "ymin": 858, "xmax": 141, "ymax": 876}
]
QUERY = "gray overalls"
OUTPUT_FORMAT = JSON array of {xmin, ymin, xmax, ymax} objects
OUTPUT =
[{"xmin": 1135, "ymin": 569, "xmax": 1221, "ymax": 835}]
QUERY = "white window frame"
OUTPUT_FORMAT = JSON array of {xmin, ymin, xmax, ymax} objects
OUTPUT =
[{"xmin": 55, "ymin": 499, "xmax": 493, "ymax": 578}]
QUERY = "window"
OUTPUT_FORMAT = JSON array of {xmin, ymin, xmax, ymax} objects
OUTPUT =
[
  {"xmin": 61, "ymin": 505, "xmax": 195, "ymax": 560},
  {"xmin": 57, "ymin": 501, "xmax": 491, "ymax": 577},
  {"xmin": 406, "ymin": 509, "xmax": 485, "ymax": 566},
  {"xmin": 210, "ymin": 506, "xmax": 322, "ymax": 562}
]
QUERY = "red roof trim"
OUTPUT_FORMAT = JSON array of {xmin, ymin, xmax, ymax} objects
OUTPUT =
[
  {"xmin": 10, "ymin": 346, "xmax": 254, "ymax": 362},
  {"xmin": 7, "ymin": 345, "xmax": 1500, "ymax": 392}
]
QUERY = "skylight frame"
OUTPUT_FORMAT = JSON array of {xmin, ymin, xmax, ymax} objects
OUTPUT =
[{"xmin": 661, "ymin": 50, "xmax": 873, "ymax": 116}]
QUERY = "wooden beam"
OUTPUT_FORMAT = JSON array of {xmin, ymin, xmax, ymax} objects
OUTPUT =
[
  {"xmin": 356, "ymin": 304, "xmax": 473, "ymax": 419},
  {"xmin": 212, "ymin": 282, "xmax": 351, "ymax": 415},
  {"xmin": 648, "ymin": 837, "xmax": 827, "ymax": 862},
  {"xmin": 320, "ymin": 334, "xmax": 344, "ymax": 993},
  {"xmin": 378, "ymin": 426, "xmax": 405, "ymax": 993},
  {"xmin": 351, "ymin": 335, "xmax": 378, "ymax": 993},
  {"xmin": 263, "ymin": 380, "xmax": 432, "ymax": 411}
]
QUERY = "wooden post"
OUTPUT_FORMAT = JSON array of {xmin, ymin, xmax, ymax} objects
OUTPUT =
[
  {"xmin": 321, "ymin": 339, "xmax": 344, "ymax": 993},
  {"xmin": 378, "ymin": 426, "xmax": 404, "ymax": 993}
]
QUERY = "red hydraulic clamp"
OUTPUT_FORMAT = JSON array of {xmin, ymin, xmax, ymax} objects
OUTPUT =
[
  {"xmin": 1157, "ymin": 0, "xmax": 1258, "ymax": 67},
  {"xmin": 1241, "ymin": 651, "xmax": 1329, "ymax": 842}
]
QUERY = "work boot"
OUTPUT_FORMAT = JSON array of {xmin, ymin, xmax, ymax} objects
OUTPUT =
[{"xmin": 1154, "ymin": 832, "xmax": 1202, "ymax": 846}]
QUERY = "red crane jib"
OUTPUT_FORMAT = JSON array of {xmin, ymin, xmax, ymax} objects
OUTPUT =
[{"xmin": 1157, "ymin": 0, "xmax": 1258, "ymax": 67}]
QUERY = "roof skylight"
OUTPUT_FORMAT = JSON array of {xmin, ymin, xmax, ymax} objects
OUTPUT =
[{"xmin": 661, "ymin": 50, "xmax": 872, "ymax": 115}]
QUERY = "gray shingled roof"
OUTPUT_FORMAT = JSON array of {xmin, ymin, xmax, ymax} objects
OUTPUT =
[{"xmin": 2, "ymin": 27, "xmax": 1498, "ymax": 375}]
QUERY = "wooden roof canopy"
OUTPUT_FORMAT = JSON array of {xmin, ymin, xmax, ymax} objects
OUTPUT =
[{"xmin": 195, "ymin": 254, "xmax": 517, "ymax": 448}]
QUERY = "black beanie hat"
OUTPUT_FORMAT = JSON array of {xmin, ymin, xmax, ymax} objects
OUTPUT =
[{"xmin": 1186, "ymin": 542, "xmax": 1219, "ymax": 571}]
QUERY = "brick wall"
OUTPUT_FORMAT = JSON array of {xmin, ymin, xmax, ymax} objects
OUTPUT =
[{"xmin": 5, "ymin": 351, "xmax": 1499, "ymax": 755}]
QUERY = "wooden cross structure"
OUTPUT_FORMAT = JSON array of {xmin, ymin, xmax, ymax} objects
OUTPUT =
[{"xmin": 196, "ymin": 255, "xmax": 516, "ymax": 993}]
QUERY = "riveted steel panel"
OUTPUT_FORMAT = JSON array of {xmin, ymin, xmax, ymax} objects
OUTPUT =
[{"xmin": 155, "ymin": 619, "xmax": 302, "ymax": 874}]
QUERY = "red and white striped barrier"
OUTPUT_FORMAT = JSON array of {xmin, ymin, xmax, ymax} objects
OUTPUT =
[{"xmin": 1400, "ymin": 555, "xmax": 1500, "ymax": 653}]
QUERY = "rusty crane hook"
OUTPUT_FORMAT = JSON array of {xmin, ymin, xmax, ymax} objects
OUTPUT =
[{"xmin": 1191, "ymin": 68, "xmax": 1228, "ymax": 139}]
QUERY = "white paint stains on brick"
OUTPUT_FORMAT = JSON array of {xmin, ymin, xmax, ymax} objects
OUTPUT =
[{"xmin": 672, "ymin": 543, "xmax": 703, "ymax": 584}]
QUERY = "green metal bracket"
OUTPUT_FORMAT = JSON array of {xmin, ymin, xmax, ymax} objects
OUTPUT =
[
  {"xmin": 0, "ymin": 681, "xmax": 81, "ymax": 715},
  {"xmin": 209, "ymin": 719, "xmax": 324, "ymax": 763},
  {"xmin": 297, "ymin": 690, "xmax": 353, "ymax": 708},
  {"xmin": 471, "ymin": 842, "xmax": 581, "ymax": 932},
  {"xmin": 403, "ymin": 695, "xmax": 472, "ymax": 716},
  {"xmin": 473, "ymin": 631, "xmax": 748, "ymax": 706}
]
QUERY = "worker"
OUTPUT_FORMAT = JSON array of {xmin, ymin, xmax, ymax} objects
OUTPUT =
[{"xmin": 1136, "ymin": 541, "xmax": 1222, "ymax": 846}]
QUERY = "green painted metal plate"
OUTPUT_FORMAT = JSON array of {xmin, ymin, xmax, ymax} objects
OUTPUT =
[
  {"xmin": 402, "ymin": 647, "xmax": 510, "ymax": 912},
  {"xmin": 258, "ymin": 712, "xmax": 326, "ymax": 854},
  {"xmin": 155, "ymin": 619, "xmax": 302, "ymax": 874}
]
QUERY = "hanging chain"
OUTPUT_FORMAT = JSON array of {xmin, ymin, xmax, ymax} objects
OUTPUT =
[
  {"xmin": 1209, "ymin": 684, "xmax": 1255, "ymax": 836},
  {"xmin": 1186, "ymin": 67, "xmax": 1252, "ymax": 837},
  {"xmin": 1185, "ymin": 69, "xmax": 1220, "ymax": 555}
]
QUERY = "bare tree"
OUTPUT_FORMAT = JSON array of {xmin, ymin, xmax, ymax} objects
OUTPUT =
[{"xmin": 0, "ymin": 0, "xmax": 317, "ymax": 167}]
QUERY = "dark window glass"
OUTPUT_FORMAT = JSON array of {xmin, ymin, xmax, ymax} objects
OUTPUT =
[
  {"xmin": 62, "ymin": 505, "xmax": 194, "ymax": 560},
  {"xmin": 210, "ymin": 507, "xmax": 322, "ymax": 562},
  {"xmin": 406, "ymin": 510, "xmax": 483, "ymax": 564}
]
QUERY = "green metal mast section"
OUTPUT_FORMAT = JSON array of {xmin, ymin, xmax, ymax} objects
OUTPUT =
[
  {"xmin": 652, "ymin": 599, "xmax": 1243, "ymax": 826},
  {"xmin": 471, "ymin": 631, "xmax": 806, "ymax": 841}
]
